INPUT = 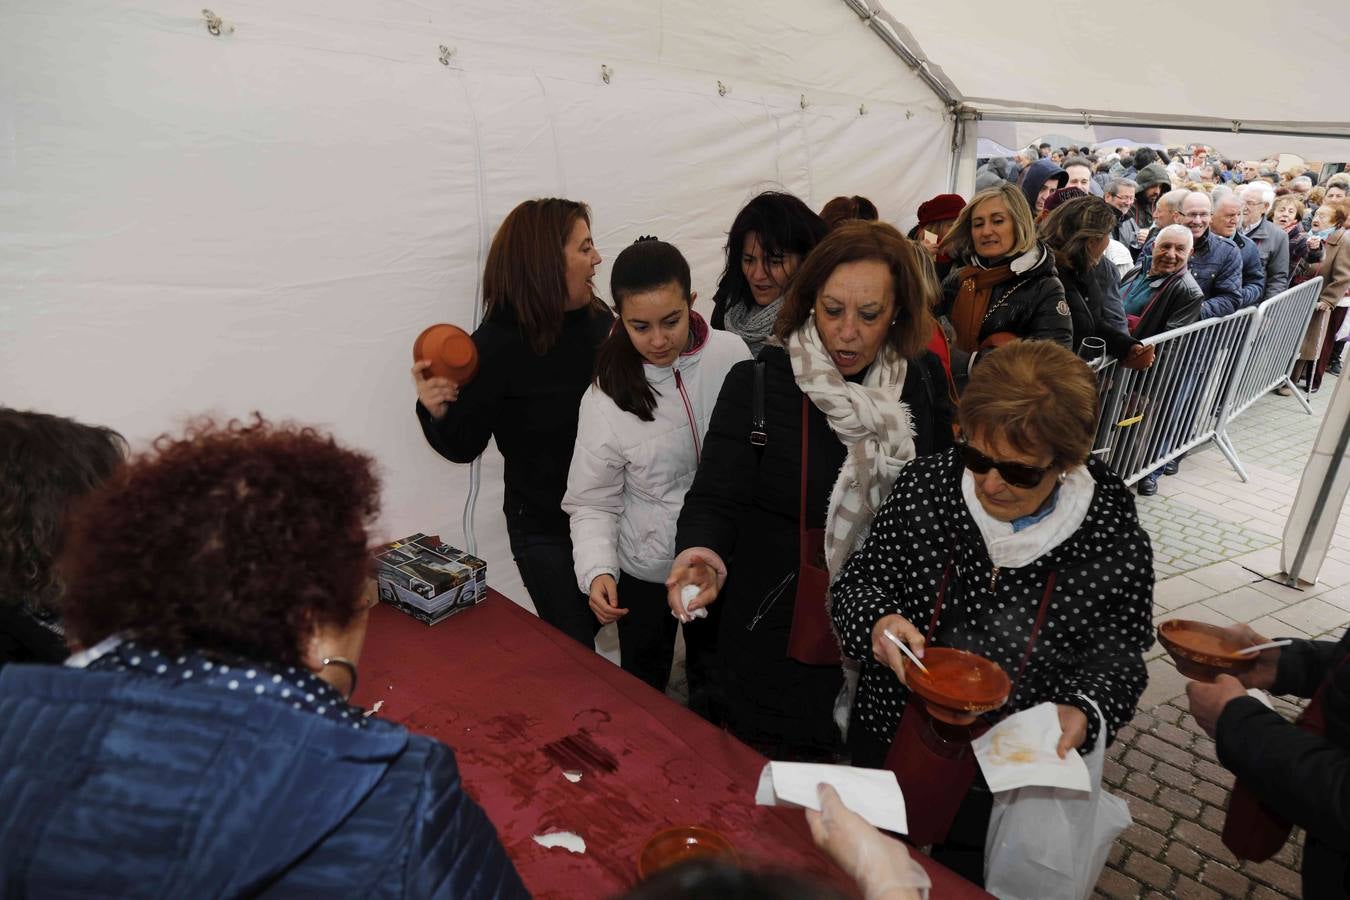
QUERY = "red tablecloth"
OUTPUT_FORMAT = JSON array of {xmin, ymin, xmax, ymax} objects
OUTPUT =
[{"xmin": 353, "ymin": 592, "xmax": 991, "ymax": 899}]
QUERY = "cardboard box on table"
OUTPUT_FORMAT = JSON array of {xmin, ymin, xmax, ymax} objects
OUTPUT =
[{"xmin": 374, "ymin": 533, "xmax": 486, "ymax": 625}]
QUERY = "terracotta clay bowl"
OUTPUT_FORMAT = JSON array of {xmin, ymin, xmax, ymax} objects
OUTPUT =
[
  {"xmin": 413, "ymin": 323, "xmax": 478, "ymax": 384},
  {"xmin": 638, "ymin": 826, "xmax": 737, "ymax": 879},
  {"xmin": 1157, "ymin": 619, "xmax": 1257, "ymax": 682},
  {"xmin": 904, "ymin": 647, "xmax": 1011, "ymax": 723}
]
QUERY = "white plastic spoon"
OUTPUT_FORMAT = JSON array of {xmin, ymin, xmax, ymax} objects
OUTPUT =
[
  {"xmin": 1236, "ymin": 639, "xmax": 1294, "ymax": 655},
  {"xmin": 883, "ymin": 629, "xmax": 930, "ymax": 675}
]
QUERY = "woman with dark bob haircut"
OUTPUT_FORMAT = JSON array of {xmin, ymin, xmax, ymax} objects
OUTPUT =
[
  {"xmin": 831, "ymin": 340, "xmax": 1152, "ymax": 887},
  {"xmin": 0, "ymin": 417, "xmax": 526, "ymax": 899},
  {"xmin": 413, "ymin": 198, "xmax": 613, "ymax": 649},
  {"xmin": 711, "ymin": 191, "xmax": 829, "ymax": 356},
  {"xmin": 668, "ymin": 221, "xmax": 953, "ymax": 760},
  {"xmin": 0, "ymin": 408, "xmax": 126, "ymax": 668}
]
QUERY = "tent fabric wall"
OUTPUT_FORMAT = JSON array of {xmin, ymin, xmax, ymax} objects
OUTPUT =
[{"xmin": 1, "ymin": 1, "xmax": 952, "ymax": 609}]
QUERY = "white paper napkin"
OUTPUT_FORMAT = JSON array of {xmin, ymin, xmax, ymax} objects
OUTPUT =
[
  {"xmin": 973, "ymin": 702, "xmax": 1090, "ymax": 794},
  {"xmin": 755, "ymin": 761, "xmax": 907, "ymax": 834}
]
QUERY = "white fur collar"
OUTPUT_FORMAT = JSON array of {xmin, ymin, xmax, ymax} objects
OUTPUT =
[
  {"xmin": 1009, "ymin": 243, "xmax": 1044, "ymax": 276},
  {"xmin": 961, "ymin": 464, "xmax": 1095, "ymax": 568}
]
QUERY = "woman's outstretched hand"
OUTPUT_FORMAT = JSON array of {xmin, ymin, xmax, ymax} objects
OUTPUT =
[{"xmin": 412, "ymin": 360, "xmax": 459, "ymax": 418}]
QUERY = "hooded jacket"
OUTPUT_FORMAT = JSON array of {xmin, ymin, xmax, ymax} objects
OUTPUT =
[
  {"xmin": 975, "ymin": 157, "xmax": 1010, "ymax": 192},
  {"xmin": 1133, "ymin": 163, "xmax": 1173, "ymax": 229},
  {"xmin": 563, "ymin": 314, "xmax": 750, "ymax": 589},
  {"xmin": 0, "ymin": 660, "xmax": 527, "ymax": 899},
  {"xmin": 831, "ymin": 449, "xmax": 1154, "ymax": 750},
  {"xmin": 1019, "ymin": 158, "xmax": 1067, "ymax": 216}
]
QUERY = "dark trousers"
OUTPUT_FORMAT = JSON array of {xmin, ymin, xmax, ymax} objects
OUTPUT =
[
  {"xmin": 1314, "ymin": 307, "xmax": 1348, "ymax": 390},
  {"xmin": 508, "ymin": 528, "xmax": 598, "ymax": 649},
  {"xmin": 617, "ymin": 571, "xmax": 722, "ymax": 721},
  {"xmin": 850, "ymin": 718, "xmax": 993, "ymax": 887}
]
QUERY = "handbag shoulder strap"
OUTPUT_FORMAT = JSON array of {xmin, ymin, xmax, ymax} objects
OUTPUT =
[
  {"xmin": 1010, "ymin": 572, "xmax": 1058, "ymax": 696},
  {"xmin": 799, "ymin": 396, "xmax": 811, "ymax": 561},
  {"xmin": 924, "ymin": 562, "xmax": 1057, "ymax": 695},
  {"xmin": 749, "ymin": 360, "xmax": 768, "ymax": 449}
]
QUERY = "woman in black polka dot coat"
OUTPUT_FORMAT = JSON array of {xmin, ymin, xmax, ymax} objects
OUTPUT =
[{"xmin": 831, "ymin": 340, "xmax": 1154, "ymax": 884}]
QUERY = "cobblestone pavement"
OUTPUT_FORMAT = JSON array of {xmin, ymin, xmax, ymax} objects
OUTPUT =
[{"xmin": 1095, "ymin": 379, "xmax": 1350, "ymax": 898}]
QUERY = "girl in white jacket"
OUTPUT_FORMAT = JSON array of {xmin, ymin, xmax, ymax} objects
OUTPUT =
[{"xmin": 562, "ymin": 238, "xmax": 749, "ymax": 708}]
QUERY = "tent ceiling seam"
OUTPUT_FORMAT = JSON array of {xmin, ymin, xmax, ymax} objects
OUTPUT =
[{"xmin": 839, "ymin": 0, "xmax": 961, "ymax": 113}]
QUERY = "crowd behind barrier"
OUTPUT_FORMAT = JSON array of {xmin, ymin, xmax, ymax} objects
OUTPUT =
[{"xmin": 1092, "ymin": 276, "xmax": 1323, "ymax": 486}]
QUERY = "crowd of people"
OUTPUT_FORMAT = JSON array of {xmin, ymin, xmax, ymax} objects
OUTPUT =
[
  {"xmin": 980, "ymin": 143, "xmax": 1350, "ymax": 493},
  {"xmin": 2, "ymin": 145, "xmax": 1348, "ymax": 897}
]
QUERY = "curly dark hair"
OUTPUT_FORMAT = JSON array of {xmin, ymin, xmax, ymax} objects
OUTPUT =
[
  {"xmin": 57, "ymin": 416, "xmax": 380, "ymax": 665},
  {"xmin": 0, "ymin": 408, "xmax": 126, "ymax": 616}
]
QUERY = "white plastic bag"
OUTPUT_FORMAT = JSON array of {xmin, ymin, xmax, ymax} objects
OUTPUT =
[{"xmin": 983, "ymin": 696, "xmax": 1131, "ymax": 900}]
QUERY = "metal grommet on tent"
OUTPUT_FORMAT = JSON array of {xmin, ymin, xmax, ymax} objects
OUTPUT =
[
  {"xmin": 438, "ymin": 44, "xmax": 456, "ymax": 66},
  {"xmin": 600, "ymin": 64, "xmax": 612, "ymax": 84},
  {"xmin": 800, "ymin": 94, "xmax": 808, "ymax": 110},
  {"xmin": 717, "ymin": 81, "xmax": 728, "ymax": 97}
]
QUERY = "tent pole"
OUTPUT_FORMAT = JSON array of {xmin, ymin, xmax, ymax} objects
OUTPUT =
[{"xmin": 839, "ymin": 0, "xmax": 959, "ymax": 108}]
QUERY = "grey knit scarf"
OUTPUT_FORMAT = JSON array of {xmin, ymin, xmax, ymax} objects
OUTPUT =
[{"xmin": 723, "ymin": 295, "xmax": 783, "ymax": 356}]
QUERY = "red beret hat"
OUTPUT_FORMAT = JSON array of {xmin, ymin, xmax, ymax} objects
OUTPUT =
[{"xmin": 916, "ymin": 193, "xmax": 966, "ymax": 227}]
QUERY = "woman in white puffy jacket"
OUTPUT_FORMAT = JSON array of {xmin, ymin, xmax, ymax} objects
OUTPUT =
[{"xmin": 563, "ymin": 238, "xmax": 749, "ymax": 711}]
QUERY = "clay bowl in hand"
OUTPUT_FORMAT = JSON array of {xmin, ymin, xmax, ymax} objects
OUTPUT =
[
  {"xmin": 414, "ymin": 323, "xmax": 478, "ymax": 384},
  {"xmin": 1157, "ymin": 619, "xmax": 1257, "ymax": 683},
  {"xmin": 904, "ymin": 647, "xmax": 1011, "ymax": 724},
  {"xmin": 638, "ymin": 826, "xmax": 737, "ymax": 879}
]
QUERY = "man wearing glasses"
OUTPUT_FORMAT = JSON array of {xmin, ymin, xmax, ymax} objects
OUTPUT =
[
  {"xmin": 1171, "ymin": 192, "xmax": 1243, "ymax": 320},
  {"xmin": 1240, "ymin": 181, "xmax": 1291, "ymax": 299}
]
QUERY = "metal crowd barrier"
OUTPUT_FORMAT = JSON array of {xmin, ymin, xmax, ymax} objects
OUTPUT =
[
  {"xmin": 1091, "ymin": 278, "xmax": 1324, "ymax": 486},
  {"xmin": 1212, "ymin": 277, "xmax": 1323, "ymax": 481},
  {"xmin": 1093, "ymin": 310, "xmax": 1259, "ymax": 486}
]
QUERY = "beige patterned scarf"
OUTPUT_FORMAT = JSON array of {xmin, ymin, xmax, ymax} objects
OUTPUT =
[{"xmin": 786, "ymin": 315, "xmax": 916, "ymax": 577}]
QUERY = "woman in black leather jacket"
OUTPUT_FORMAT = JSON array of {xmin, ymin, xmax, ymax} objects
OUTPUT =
[{"xmin": 937, "ymin": 183, "xmax": 1071, "ymax": 387}]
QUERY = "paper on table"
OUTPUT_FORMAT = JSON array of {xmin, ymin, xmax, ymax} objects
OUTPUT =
[
  {"xmin": 754, "ymin": 761, "xmax": 907, "ymax": 834},
  {"xmin": 973, "ymin": 702, "xmax": 1090, "ymax": 794}
]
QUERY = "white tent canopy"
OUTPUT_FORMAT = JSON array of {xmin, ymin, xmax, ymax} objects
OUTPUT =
[
  {"xmin": 1, "ymin": 0, "xmax": 953, "ymax": 608},
  {"xmin": 849, "ymin": 0, "xmax": 1350, "ymax": 164}
]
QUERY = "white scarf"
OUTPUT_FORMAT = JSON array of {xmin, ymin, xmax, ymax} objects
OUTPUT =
[
  {"xmin": 960, "ymin": 464, "xmax": 1096, "ymax": 568},
  {"xmin": 787, "ymin": 315, "xmax": 916, "ymax": 577}
]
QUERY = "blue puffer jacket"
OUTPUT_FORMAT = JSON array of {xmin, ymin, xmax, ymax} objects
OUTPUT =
[
  {"xmin": 0, "ymin": 662, "xmax": 529, "ymax": 900},
  {"xmin": 1189, "ymin": 230, "xmax": 1245, "ymax": 319}
]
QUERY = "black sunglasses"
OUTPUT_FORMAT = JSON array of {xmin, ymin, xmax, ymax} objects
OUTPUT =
[{"xmin": 958, "ymin": 441, "xmax": 1050, "ymax": 489}]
